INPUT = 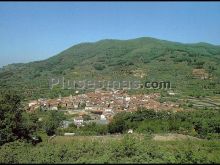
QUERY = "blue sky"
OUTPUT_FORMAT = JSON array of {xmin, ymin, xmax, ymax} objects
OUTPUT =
[{"xmin": 0, "ymin": 2, "xmax": 220, "ymax": 67}]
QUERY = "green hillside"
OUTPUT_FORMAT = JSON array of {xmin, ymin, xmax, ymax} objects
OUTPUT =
[{"xmin": 0, "ymin": 37, "xmax": 220, "ymax": 100}]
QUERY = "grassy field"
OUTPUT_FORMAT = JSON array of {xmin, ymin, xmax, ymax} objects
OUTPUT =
[{"xmin": 1, "ymin": 133, "xmax": 220, "ymax": 164}]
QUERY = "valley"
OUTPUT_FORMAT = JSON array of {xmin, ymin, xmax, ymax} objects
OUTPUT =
[{"xmin": 1, "ymin": 37, "xmax": 220, "ymax": 164}]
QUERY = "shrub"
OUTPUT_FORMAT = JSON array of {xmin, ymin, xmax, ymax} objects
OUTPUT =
[{"xmin": 93, "ymin": 63, "xmax": 106, "ymax": 70}]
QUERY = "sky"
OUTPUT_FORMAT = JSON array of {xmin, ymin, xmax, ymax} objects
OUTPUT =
[{"xmin": 0, "ymin": 2, "xmax": 220, "ymax": 67}]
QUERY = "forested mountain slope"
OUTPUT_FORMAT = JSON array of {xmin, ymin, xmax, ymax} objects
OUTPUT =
[{"xmin": 0, "ymin": 37, "xmax": 220, "ymax": 99}]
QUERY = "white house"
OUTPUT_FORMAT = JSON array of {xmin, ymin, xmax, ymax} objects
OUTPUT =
[
  {"xmin": 28, "ymin": 101, "xmax": 38, "ymax": 107},
  {"xmin": 104, "ymin": 108, "xmax": 113, "ymax": 112},
  {"xmin": 100, "ymin": 114, "xmax": 107, "ymax": 120},
  {"xmin": 74, "ymin": 117, "xmax": 84, "ymax": 126},
  {"xmin": 125, "ymin": 96, "xmax": 131, "ymax": 102},
  {"xmin": 51, "ymin": 106, "xmax": 58, "ymax": 111},
  {"xmin": 85, "ymin": 106, "xmax": 98, "ymax": 111}
]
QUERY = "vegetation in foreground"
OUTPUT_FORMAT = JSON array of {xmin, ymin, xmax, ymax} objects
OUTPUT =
[
  {"xmin": 1, "ymin": 91, "xmax": 220, "ymax": 163},
  {"xmin": 1, "ymin": 134, "xmax": 220, "ymax": 164}
]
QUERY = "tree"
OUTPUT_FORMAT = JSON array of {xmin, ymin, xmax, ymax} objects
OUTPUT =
[
  {"xmin": 0, "ymin": 91, "xmax": 36, "ymax": 145},
  {"xmin": 93, "ymin": 63, "xmax": 106, "ymax": 70},
  {"xmin": 43, "ymin": 111, "xmax": 66, "ymax": 136},
  {"xmin": 108, "ymin": 113, "xmax": 128, "ymax": 134}
]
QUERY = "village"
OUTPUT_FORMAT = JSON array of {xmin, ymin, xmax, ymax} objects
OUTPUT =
[{"xmin": 28, "ymin": 89, "xmax": 180, "ymax": 128}]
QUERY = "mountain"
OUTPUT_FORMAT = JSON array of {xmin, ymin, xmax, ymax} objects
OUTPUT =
[{"xmin": 0, "ymin": 37, "xmax": 220, "ymax": 100}]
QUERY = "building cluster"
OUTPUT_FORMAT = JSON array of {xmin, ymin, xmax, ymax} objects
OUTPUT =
[{"xmin": 28, "ymin": 89, "xmax": 179, "ymax": 126}]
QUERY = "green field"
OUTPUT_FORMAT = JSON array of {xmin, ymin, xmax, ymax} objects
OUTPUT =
[{"xmin": 1, "ymin": 134, "xmax": 220, "ymax": 164}]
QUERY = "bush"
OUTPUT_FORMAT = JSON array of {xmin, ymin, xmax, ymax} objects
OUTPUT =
[
  {"xmin": 93, "ymin": 63, "xmax": 106, "ymax": 70},
  {"xmin": 1, "ymin": 136, "xmax": 219, "ymax": 163},
  {"xmin": 43, "ymin": 111, "xmax": 66, "ymax": 136},
  {"xmin": 108, "ymin": 109, "xmax": 220, "ymax": 139}
]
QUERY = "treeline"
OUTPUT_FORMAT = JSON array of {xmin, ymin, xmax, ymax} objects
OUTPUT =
[
  {"xmin": 57, "ymin": 108, "xmax": 220, "ymax": 140},
  {"xmin": 108, "ymin": 108, "xmax": 220, "ymax": 139}
]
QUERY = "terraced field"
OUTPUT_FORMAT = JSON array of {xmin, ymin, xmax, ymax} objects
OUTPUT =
[{"xmin": 187, "ymin": 96, "xmax": 220, "ymax": 109}]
